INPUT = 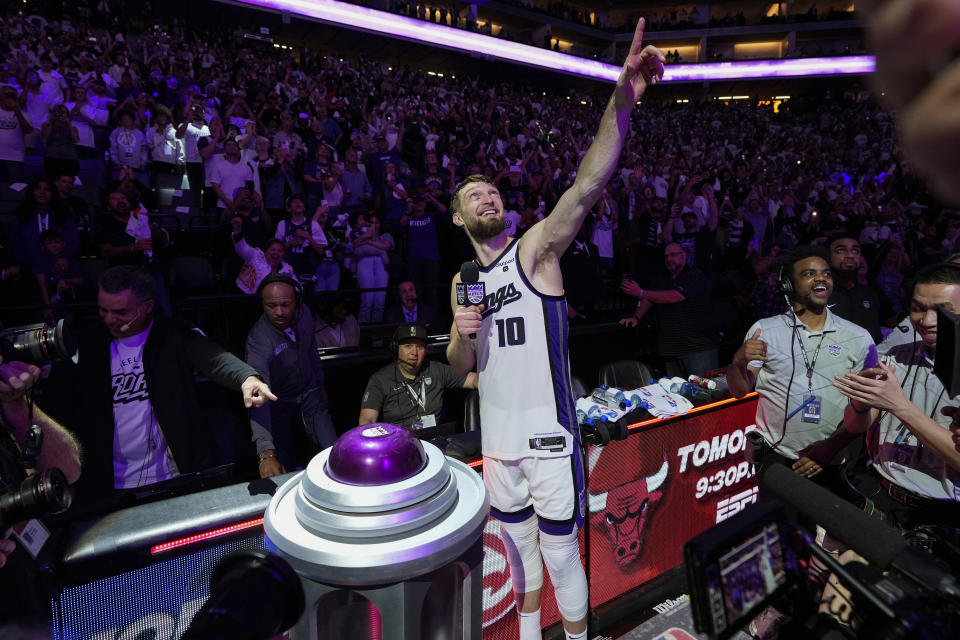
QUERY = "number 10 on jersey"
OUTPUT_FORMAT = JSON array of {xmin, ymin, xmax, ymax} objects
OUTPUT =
[{"xmin": 495, "ymin": 317, "xmax": 526, "ymax": 346}]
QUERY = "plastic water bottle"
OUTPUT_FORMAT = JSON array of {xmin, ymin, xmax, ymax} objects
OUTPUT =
[
  {"xmin": 576, "ymin": 407, "xmax": 595, "ymax": 426},
  {"xmin": 625, "ymin": 392, "xmax": 652, "ymax": 411},
  {"xmin": 679, "ymin": 383, "xmax": 701, "ymax": 399},
  {"xmin": 687, "ymin": 375, "xmax": 717, "ymax": 390},
  {"xmin": 666, "ymin": 377, "xmax": 700, "ymax": 399},
  {"xmin": 577, "ymin": 404, "xmax": 611, "ymax": 426},
  {"xmin": 591, "ymin": 385, "xmax": 632, "ymax": 410},
  {"xmin": 582, "ymin": 404, "xmax": 611, "ymax": 425}
]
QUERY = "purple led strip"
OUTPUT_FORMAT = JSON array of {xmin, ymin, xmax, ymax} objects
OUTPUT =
[{"xmin": 228, "ymin": 0, "xmax": 876, "ymax": 81}]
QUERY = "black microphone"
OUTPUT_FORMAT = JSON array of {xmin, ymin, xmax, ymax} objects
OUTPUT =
[
  {"xmin": 759, "ymin": 464, "xmax": 905, "ymax": 568},
  {"xmin": 457, "ymin": 260, "xmax": 483, "ymax": 339}
]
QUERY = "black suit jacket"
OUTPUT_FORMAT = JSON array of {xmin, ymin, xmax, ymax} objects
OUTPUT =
[
  {"xmin": 383, "ymin": 303, "xmax": 437, "ymax": 329},
  {"xmin": 51, "ymin": 316, "xmax": 258, "ymax": 500}
]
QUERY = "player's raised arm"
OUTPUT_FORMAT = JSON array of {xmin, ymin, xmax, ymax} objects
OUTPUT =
[{"xmin": 531, "ymin": 18, "xmax": 664, "ymax": 260}]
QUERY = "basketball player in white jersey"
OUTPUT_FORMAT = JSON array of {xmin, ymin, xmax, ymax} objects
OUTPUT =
[{"xmin": 447, "ymin": 20, "xmax": 664, "ymax": 640}]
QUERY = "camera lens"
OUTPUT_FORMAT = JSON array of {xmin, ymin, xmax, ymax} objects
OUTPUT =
[
  {"xmin": 0, "ymin": 468, "xmax": 71, "ymax": 530},
  {"xmin": 0, "ymin": 320, "xmax": 77, "ymax": 365}
]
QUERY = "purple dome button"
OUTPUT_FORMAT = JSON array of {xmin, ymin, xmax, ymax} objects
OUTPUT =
[{"xmin": 326, "ymin": 423, "xmax": 427, "ymax": 486}]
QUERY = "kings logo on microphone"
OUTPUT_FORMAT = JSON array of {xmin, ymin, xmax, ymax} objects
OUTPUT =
[
  {"xmin": 456, "ymin": 282, "xmax": 486, "ymax": 305},
  {"xmin": 467, "ymin": 282, "xmax": 486, "ymax": 304}
]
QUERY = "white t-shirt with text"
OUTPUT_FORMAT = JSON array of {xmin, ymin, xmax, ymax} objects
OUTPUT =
[{"xmin": 110, "ymin": 323, "xmax": 177, "ymax": 489}]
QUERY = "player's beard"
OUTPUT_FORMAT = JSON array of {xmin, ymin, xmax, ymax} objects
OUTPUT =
[{"xmin": 465, "ymin": 213, "xmax": 505, "ymax": 241}]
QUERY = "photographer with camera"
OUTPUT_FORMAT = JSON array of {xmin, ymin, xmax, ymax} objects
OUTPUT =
[
  {"xmin": 0, "ymin": 353, "xmax": 81, "ymax": 624},
  {"xmin": 0, "ymin": 355, "xmax": 82, "ymax": 512}
]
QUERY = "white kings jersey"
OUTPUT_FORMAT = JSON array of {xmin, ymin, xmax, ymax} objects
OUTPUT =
[{"xmin": 472, "ymin": 238, "xmax": 579, "ymax": 459}]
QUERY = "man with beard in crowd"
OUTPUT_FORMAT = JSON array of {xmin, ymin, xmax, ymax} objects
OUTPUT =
[{"xmin": 827, "ymin": 232, "xmax": 883, "ymax": 343}]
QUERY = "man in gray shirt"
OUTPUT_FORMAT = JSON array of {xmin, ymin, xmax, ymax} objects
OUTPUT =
[{"xmin": 729, "ymin": 246, "xmax": 873, "ymax": 483}]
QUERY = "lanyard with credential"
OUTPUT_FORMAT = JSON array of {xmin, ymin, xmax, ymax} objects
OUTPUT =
[
  {"xmin": 795, "ymin": 328, "xmax": 826, "ymax": 395},
  {"xmin": 405, "ymin": 378, "xmax": 426, "ymax": 413}
]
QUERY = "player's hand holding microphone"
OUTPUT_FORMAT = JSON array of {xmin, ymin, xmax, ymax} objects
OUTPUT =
[
  {"xmin": 455, "ymin": 261, "xmax": 485, "ymax": 341},
  {"xmin": 454, "ymin": 305, "xmax": 484, "ymax": 341}
]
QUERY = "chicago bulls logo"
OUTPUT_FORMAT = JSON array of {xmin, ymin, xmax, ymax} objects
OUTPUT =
[{"xmin": 589, "ymin": 453, "xmax": 669, "ymax": 567}]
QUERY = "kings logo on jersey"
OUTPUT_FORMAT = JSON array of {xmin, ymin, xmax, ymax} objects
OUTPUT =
[{"xmin": 480, "ymin": 283, "xmax": 522, "ymax": 318}]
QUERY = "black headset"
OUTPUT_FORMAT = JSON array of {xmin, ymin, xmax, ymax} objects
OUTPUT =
[
  {"xmin": 389, "ymin": 322, "xmax": 427, "ymax": 357},
  {"xmin": 256, "ymin": 273, "xmax": 303, "ymax": 306},
  {"xmin": 777, "ymin": 264, "xmax": 794, "ymax": 298}
]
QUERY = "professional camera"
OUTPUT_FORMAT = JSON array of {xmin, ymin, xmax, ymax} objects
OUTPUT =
[
  {"xmin": 0, "ymin": 467, "xmax": 71, "ymax": 530},
  {"xmin": 684, "ymin": 466, "xmax": 960, "ymax": 639},
  {"xmin": 181, "ymin": 550, "xmax": 304, "ymax": 640},
  {"xmin": 0, "ymin": 320, "xmax": 77, "ymax": 366}
]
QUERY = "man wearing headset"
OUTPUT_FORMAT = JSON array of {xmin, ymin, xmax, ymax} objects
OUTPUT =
[
  {"xmin": 246, "ymin": 273, "xmax": 336, "ymax": 477},
  {"xmin": 728, "ymin": 246, "xmax": 873, "ymax": 485},
  {"xmin": 358, "ymin": 322, "xmax": 476, "ymax": 430}
]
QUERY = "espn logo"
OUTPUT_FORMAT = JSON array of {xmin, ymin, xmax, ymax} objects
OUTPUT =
[{"xmin": 715, "ymin": 486, "xmax": 758, "ymax": 523}]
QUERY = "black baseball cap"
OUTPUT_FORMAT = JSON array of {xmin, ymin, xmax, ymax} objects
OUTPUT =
[{"xmin": 394, "ymin": 322, "xmax": 428, "ymax": 344}]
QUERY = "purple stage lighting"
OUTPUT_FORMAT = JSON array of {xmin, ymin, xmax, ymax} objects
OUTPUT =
[{"xmin": 227, "ymin": 0, "xmax": 875, "ymax": 82}]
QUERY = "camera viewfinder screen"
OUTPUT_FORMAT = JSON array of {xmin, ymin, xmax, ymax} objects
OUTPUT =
[{"xmin": 710, "ymin": 523, "xmax": 787, "ymax": 628}]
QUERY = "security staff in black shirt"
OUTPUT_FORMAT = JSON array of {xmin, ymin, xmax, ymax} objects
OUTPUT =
[
  {"xmin": 619, "ymin": 242, "xmax": 720, "ymax": 377},
  {"xmin": 358, "ymin": 323, "xmax": 476, "ymax": 430}
]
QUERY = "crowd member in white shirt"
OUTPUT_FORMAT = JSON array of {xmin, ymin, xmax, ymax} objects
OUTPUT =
[
  {"xmin": 209, "ymin": 138, "xmax": 255, "ymax": 212},
  {"xmin": 109, "ymin": 110, "xmax": 148, "ymax": 172},
  {"xmin": 175, "ymin": 102, "xmax": 211, "ymax": 204},
  {"xmin": 146, "ymin": 108, "xmax": 183, "ymax": 187},
  {"xmin": 65, "ymin": 85, "xmax": 108, "ymax": 157},
  {"xmin": 232, "ymin": 229, "xmax": 295, "ymax": 294},
  {"xmin": 0, "ymin": 86, "xmax": 32, "ymax": 182},
  {"xmin": 19, "ymin": 70, "xmax": 59, "ymax": 152},
  {"xmin": 36, "ymin": 55, "xmax": 68, "ymax": 103},
  {"xmin": 590, "ymin": 188, "xmax": 618, "ymax": 276}
]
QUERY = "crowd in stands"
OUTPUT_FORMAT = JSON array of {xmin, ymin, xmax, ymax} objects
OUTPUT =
[
  {"xmin": 346, "ymin": 0, "xmax": 860, "ymax": 44},
  {"xmin": 0, "ymin": 0, "xmax": 950, "ymax": 357},
  {"xmin": 4, "ymin": 5, "xmax": 960, "ymax": 634}
]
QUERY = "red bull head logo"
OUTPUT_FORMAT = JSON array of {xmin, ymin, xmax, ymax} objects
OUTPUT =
[{"xmin": 589, "ymin": 457, "xmax": 668, "ymax": 566}]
